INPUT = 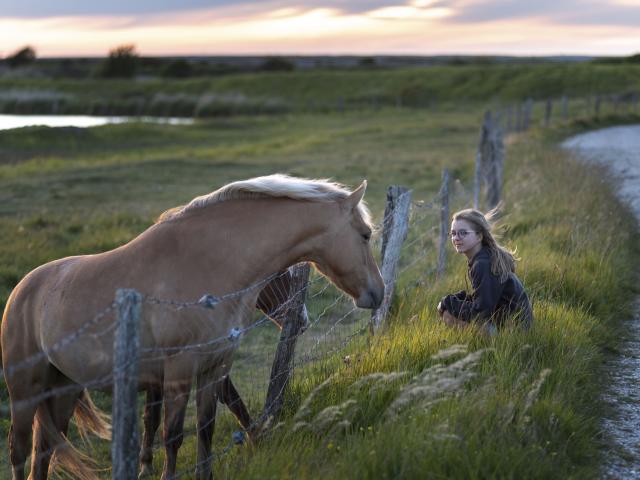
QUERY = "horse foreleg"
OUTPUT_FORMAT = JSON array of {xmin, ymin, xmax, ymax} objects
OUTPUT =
[
  {"xmin": 160, "ymin": 380, "xmax": 190, "ymax": 480},
  {"xmin": 139, "ymin": 384, "xmax": 163, "ymax": 478},
  {"xmin": 218, "ymin": 376, "xmax": 254, "ymax": 438},
  {"xmin": 195, "ymin": 371, "xmax": 218, "ymax": 480}
]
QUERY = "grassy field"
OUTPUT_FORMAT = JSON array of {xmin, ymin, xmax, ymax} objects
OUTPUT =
[
  {"xmin": 0, "ymin": 98, "xmax": 638, "ymax": 478},
  {"xmin": 1, "ymin": 63, "xmax": 640, "ymax": 116}
]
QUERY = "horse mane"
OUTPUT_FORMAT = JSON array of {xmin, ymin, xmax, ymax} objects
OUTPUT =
[{"xmin": 156, "ymin": 174, "xmax": 372, "ymax": 226}]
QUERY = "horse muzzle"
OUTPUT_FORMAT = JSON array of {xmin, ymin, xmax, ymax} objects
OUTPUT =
[{"xmin": 355, "ymin": 287, "xmax": 384, "ymax": 309}]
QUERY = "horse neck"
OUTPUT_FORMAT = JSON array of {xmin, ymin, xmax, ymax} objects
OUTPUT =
[{"xmin": 174, "ymin": 197, "xmax": 330, "ymax": 288}]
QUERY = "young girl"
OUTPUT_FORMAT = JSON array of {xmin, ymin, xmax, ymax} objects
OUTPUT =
[{"xmin": 438, "ymin": 208, "xmax": 533, "ymax": 332}]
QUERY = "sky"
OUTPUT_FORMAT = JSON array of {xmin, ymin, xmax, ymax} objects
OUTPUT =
[{"xmin": 0, "ymin": 0, "xmax": 639, "ymax": 57}]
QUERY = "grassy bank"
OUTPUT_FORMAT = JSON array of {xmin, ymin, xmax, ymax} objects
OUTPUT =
[
  {"xmin": 1, "ymin": 63, "xmax": 640, "ymax": 116},
  {"xmin": 196, "ymin": 123, "xmax": 638, "ymax": 479},
  {"xmin": 0, "ymin": 106, "xmax": 638, "ymax": 478}
]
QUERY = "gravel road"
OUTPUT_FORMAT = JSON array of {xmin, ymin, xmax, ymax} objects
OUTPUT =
[{"xmin": 563, "ymin": 125, "xmax": 640, "ymax": 479}]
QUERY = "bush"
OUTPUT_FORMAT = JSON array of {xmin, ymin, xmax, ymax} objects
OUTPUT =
[
  {"xmin": 359, "ymin": 57, "xmax": 377, "ymax": 68},
  {"xmin": 5, "ymin": 46, "xmax": 36, "ymax": 68},
  {"xmin": 259, "ymin": 57, "xmax": 295, "ymax": 72},
  {"xmin": 99, "ymin": 44, "xmax": 139, "ymax": 78}
]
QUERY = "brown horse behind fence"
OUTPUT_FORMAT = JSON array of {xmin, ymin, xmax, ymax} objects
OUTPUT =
[
  {"xmin": 1, "ymin": 174, "xmax": 383, "ymax": 480},
  {"xmin": 138, "ymin": 268, "xmax": 307, "ymax": 478}
]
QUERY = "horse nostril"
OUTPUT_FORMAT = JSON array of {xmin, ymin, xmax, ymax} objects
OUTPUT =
[{"xmin": 370, "ymin": 288, "xmax": 383, "ymax": 308}]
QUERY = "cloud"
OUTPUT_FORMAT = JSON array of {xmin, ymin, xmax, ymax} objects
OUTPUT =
[
  {"xmin": 442, "ymin": 0, "xmax": 640, "ymax": 27},
  {"xmin": 0, "ymin": 0, "xmax": 391, "ymax": 18},
  {"xmin": 6, "ymin": 0, "xmax": 640, "ymax": 29},
  {"xmin": 0, "ymin": 0, "xmax": 245, "ymax": 18}
]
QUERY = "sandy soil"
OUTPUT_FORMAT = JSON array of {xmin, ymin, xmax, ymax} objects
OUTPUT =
[{"xmin": 562, "ymin": 125, "xmax": 640, "ymax": 479}]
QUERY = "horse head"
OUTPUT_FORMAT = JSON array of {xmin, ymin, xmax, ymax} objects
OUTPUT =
[{"xmin": 311, "ymin": 181, "xmax": 384, "ymax": 309}]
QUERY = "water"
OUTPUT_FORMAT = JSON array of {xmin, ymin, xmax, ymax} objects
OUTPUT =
[
  {"xmin": 0, "ymin": 114, "xmax": 194, "ymax": 131},
  {"xmin": 563, "ymin": 125, "xmax": 640, "ymax": 479}
]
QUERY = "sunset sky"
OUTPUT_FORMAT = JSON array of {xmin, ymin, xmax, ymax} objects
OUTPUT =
[{"xmin": 0, "ymin": 0, "xmax": 639, "ymax": 57}]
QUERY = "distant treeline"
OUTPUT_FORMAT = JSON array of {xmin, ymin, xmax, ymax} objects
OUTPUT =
[
  {"xmin": 4, "ymin": 44, "xmax": 632, "ymax": 80},
  {"xmin": 592, "ymin": 53, "xmax": 640, "ymax": 65}
]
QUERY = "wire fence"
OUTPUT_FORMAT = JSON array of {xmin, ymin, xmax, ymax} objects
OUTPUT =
[
  {"xmin": 0, "ymin": 174, "xmax": 475, "ymax": 479},
  {"xmin": 3, "ymin": 94, "xmax": 633, "ymax": 478}
]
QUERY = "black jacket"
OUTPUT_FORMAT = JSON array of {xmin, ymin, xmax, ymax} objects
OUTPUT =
[{"xmin": 441, "ymin": 247, "xmax": 533, "ymax": 328}]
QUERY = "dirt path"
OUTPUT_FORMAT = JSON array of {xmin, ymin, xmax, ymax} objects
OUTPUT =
[{"xmin": 563, "ymin": 125, "xmax": 640, "ymax": 479}]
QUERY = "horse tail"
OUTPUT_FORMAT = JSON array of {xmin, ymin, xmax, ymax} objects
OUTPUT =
[
  {"xmin": 34, "ymin": 401, "xmax": 100, "ymax": 480},
  {"xmin": 74, "ymin": 390, "xmax": 112, "ymax": 442}
]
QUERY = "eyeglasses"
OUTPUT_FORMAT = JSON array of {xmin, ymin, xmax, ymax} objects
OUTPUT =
[{"xmin": 450, "ymin": 230, "xmax": 477, "ymax": 238}]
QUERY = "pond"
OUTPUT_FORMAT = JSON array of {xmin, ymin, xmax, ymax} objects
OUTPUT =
[{"xmin": 0, "ymin": 114, "xmax": 194, "ymax": 131}]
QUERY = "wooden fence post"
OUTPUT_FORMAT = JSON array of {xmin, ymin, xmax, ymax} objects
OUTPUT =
[
  {"xmin": 561, "ymin": 95, "xmax": 568, "ymax": 124},
  {"xmin": 112, "ymin": 289, "xmax": 142, "ymax": 480},
  {"xmin": 262, "ymin": 263, "xmax": 310, "ymax": 422},
  {"xmin": 370, "ymin": 186, "xmax": 411, "ymax": 334},
  {"xmin": 437, "ymin": 169, "xmax": 450, "ymax": 279},
  {"xmin": 474, "ymin": 110, "xmax": 491, "ymax": 209},
  {"xmin": 505, "ymin": 105, "xmax": 513, "ymax": 133},
  {"xmin": 486, "ymin": 119, "xmax": 504, "ymax": 210},
  {"xmin": 474, "ymin": 110, "xmax": 504, "ymax": 210},
  {"xmin": 523, "ymin": 98, "xmax": 533, "ymax": 131},
  {"xmin": 544, "ymin": 99, "xmax": 553, "ymax": 127}
]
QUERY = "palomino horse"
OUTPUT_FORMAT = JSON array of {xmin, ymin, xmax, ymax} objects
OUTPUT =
[
  {"xmin": 138, "ymin": 268, "xmax": 308, "ymax": 478},
  {"xmin": 1, "ymin": 174, "xmax": 384, "ymax": 480}
]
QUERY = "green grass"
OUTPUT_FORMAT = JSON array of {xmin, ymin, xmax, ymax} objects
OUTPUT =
[
  {"xmin": 0, "ymin": 103, "xmax": 638, "ymax": 478},
  {"xmin": 1, "ymin": 63, "xmax": 640, "ymax": 116}
]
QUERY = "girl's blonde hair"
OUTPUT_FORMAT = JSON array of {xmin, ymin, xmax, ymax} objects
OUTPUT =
[{"xmin": 452, "ymin": 207, "xmax": 517, "ymax": 282}]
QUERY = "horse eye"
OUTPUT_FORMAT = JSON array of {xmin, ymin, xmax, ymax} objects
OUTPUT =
[{"xmin": 362, "ymin": 232, "xmax": 371, "ymax": 242}]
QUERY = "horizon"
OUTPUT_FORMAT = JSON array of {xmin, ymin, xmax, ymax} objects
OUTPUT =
[{"xmin": 7, "ymin": 53, "xmax": 616, "ymax": 60}]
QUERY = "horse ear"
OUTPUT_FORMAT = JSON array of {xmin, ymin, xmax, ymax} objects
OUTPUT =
[{"xmin": 343, "ymin": 180, "xmax": 367, "ymax": 210}]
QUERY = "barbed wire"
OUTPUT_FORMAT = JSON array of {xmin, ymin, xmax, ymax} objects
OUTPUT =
[{"xmin": 1, "ymin": 176, "xmax": 475, "ymax": 478}]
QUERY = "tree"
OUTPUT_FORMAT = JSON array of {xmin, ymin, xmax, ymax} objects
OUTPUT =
[
  {"xmin": 358, "ymin": 56, "xmax": 377, "ymax": 68},
  {"xmin": 6, "ymin": 46, "xmax": 36, "ymax": 68},
  {"xmin": 259, "ymin": 57, "xmax": 295, "ymax": 72},
  {"xmin": 99, "ymin": 44, "xmax": 139, "ymax": 78}
]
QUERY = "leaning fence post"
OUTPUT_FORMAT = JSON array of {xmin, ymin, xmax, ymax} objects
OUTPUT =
[
  {"xmin": 262, "ymin": 263, "xmax": 310, "ymax": 422},
  {"xmin": 474, "ymin": 110, "xmax": 491, "ymax": 209},
  {"xmin": 486, "ymin": 118, "xmax": 504, "ymax": 210},
  {"xmin": 112, "ymin": 289, "xmax": 142, "ymax": 480},
  {"xmin": 370, "ymin": 186, "xmax": 411, "ymax": 334},
  {"xmin": 437, "ymin": 169, "xmax": 450, "ymax": 279}
]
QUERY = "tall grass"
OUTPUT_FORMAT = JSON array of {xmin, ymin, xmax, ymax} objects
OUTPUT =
[
  {"xmin": 0, "ymin": 106, "xmax": 637, "ymax": 478},
  {"xmin": 201, "ymin": 131, "xmax": 638, "ymax": 479}
]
